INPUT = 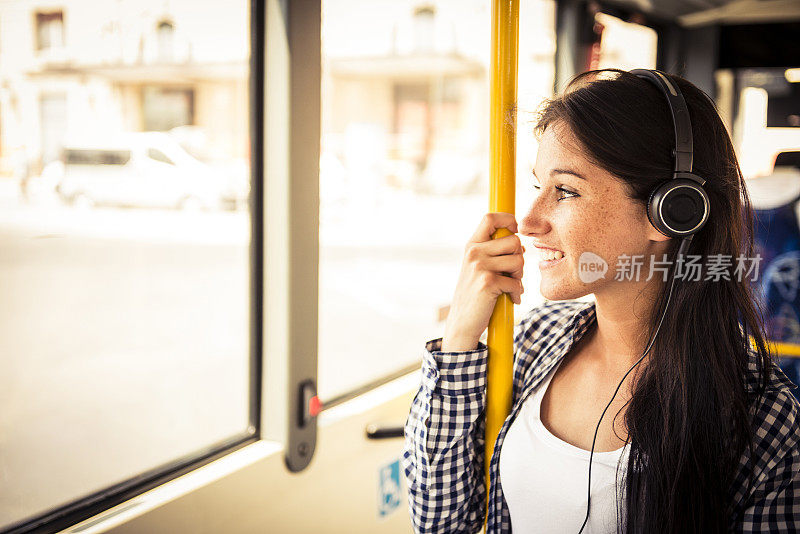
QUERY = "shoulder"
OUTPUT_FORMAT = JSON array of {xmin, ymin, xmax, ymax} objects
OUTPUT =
[
  {"xmin": 514, "ymin": 298, "xmax": 593, "ymax": 343},
  {"xmin": 749, "ymin": 380, "xmax": 800, "ymax": 453},
  {"xmin": 742, "ymin": 350, "xmax": 800, "ymax": 448},
  {"xmin": 730, "ymin": 350, "xmax": 799, "ymax": 473},
  {"xmin": 734, "ymin": 383, "xmax": 800, "ymax": 496},
  {"xmin": 511, "ymin": 299, "xmax": 593, "ymax": 383},
  {"xmin": 727, "ymin": 371, "xmax": 800, "ymax": 524},
  {"xmin": 736, "ymin": 354, "xmax": 800, "ymax": 485},
  {"xmin": 744, "ymin": 348, "xmax": 799, "ymax": 394}
]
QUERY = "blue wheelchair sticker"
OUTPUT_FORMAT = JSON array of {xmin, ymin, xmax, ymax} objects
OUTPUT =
[{"xmin": 378, "ymin": 458, "xmax": 401, "ymax": 517}]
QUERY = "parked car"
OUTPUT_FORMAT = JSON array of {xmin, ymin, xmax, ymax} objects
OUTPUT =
[
  {"xmin": 167, "ymin": 125, "xmax": 250, "ymax": 211},
  {"xmin": 54, "ymin": 132, "xmax": 231, "ymax": 210}
]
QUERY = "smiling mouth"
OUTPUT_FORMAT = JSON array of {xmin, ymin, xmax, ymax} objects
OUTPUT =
[{"xmin": 537, "ymin": 248, "xmax": 565, "ymax": 261}]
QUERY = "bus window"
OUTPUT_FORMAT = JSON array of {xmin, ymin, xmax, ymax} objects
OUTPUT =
[
  {"xmin": 318, "ymin": 0, "xmax": 557, "ymax": 402},
  {"xmin": 0, "ymin": 1, "xmax": 253, "ymax": 531},
  {"xmin": 592, "ymin": 11, "xmax": 658, "ymax": 71}
]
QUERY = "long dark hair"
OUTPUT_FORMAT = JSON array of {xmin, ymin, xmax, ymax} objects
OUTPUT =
[{"xmin": 532, "ymin": 68, "xmax": 773, "ymax": 532}]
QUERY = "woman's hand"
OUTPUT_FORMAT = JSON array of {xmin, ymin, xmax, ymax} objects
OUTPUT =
[{"xmin": 441, "ymin": 212, "xmax": 525, "ymax": 351}]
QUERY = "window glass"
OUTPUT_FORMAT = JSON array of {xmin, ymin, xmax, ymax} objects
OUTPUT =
[
  {"xmin": 319, "ymin": 0, "xmax": 557, "ymax": 400},
  {"xmin": 40, "ymin": 93, "xmax": 67, "ymax": 164},
  {"xmin": 0, "ymin": 1, "xmax": 251, "ymax": 529},
  {"xmin": 143, "ymin": 87, "xmax": 195, "ymax": 132},
  {"xmin": 733, "ymin": 68, "xmax": 800, "ymax": 179},
  {"xmin": 36, "ymin": 11, "xmax": 64, "ymax": 51},
  {"xmin": 157, "ymin": 20, "xmax": 175, "ymax": 62},
  {"xmin": 592, "ymin": 11, "xmax": 658, "ymax": 71}
]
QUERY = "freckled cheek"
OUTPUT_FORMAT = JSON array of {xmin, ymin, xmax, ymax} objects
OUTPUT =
[
  {"xmin": 554, "ymin": 216, "xmax": 599, "ymax": 258},
  {"xmin": 560, "ymin": 212, "xmax": 628, "ymax": 265}
]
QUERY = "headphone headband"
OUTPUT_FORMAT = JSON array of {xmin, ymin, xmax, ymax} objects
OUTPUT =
[
  {"xmin": 630, "ymin": 68, "xmax": 710, "ymax": 239},
  {"xmin": 629, "ymin": 68, "xmax": 694, "ymax": 173}
]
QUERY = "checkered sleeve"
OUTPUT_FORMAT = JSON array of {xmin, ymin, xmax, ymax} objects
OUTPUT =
[
  {"xmin": 402, "ymin": 337, "xmax": 489, "ymax": 534},
  {"xmin": 730, "ymin": 387, "xmax": 800, "ymax": 532}
]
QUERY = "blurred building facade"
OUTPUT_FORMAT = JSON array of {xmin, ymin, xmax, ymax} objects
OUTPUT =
[
  {"xmin": 323, "ymin": 1, "xmax": 490, "ymax": 197},
  {"xmin": 0, "ymin": 0, "xmax": 561, "ymax": 201},
  {"xmin": 320, "ymin": 0, "xmax": 558, "ymax": 199},
  {"xmin": 0, "ymin": 0, "xmax": 249, "ymax": 178}
]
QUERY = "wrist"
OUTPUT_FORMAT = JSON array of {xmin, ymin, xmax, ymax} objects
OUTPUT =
[{"xmin": 441, "ymin": 334, "xmax": 480, "ymax": 352}]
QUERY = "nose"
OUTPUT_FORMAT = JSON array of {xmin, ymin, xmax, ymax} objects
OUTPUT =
[{"xmin": 519, "ymin": 193, "xmax": 551, "ymax": 237}]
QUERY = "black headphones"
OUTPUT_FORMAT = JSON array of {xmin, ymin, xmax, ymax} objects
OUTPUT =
[
  {"xmin": 631, "ymin": 68, "xmax": 711, "ymax": 239},
  {"xmin": 577, "ymin": 68, "xmax": 708, "ymax": 534}
]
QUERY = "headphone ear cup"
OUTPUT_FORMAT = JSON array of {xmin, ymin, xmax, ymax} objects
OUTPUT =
[
  {"xmin": 647, "ymin": 183, "xmax": 671, "ymax": 237},
  {"xmin": 648, "ymin": 178, "xmax": 710, "ymax": 238}
]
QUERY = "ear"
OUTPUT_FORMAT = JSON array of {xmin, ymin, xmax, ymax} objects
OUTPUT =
[
  {"xmin": 643, "ymin": 210, "xmax": 672, "ymax": 243},
  {"xmin": 646, "ymin": 226, "xmax": 672, "ymax": 243}
]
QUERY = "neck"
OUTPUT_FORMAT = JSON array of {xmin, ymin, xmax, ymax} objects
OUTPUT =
[{"xmin": 589, "ymin": 282, "xmax": 662, "ymax": 370}]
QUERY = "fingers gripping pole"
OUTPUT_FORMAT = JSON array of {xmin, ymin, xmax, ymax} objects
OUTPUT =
[{"xmin": 485, "ymin": 1, "xmax": 519, "ymax": 532}]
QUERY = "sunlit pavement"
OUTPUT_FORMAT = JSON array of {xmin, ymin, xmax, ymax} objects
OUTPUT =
[{"xmin": 0, "ymin": 201, "xmax": 250, "ymax": 244}]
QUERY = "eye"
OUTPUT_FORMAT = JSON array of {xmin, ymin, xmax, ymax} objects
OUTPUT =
[
  {"xmin": 555, "ymin": 186, "xmax": 579, "ymax": 200},
  {"xmin": 532, "ymin": 184, "xmax": 579, "ymax": 201}
]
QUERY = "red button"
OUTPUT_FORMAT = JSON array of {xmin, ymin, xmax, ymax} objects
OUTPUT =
[{"xmin": 308, "ymin": 395, "xmax": 322, "ymax": 417}]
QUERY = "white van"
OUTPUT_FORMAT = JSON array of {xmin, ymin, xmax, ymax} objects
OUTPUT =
[{"xmin": 55, "ymin": 132, "xmax": 228, "ymax": 210}]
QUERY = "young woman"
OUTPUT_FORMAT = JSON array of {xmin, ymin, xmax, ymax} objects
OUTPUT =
[{"xmin": 402, "ymin": 68, "xmax": 800, "ymax": 533}]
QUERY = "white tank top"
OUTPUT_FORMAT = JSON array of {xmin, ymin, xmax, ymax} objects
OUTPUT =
[{"xmin": 499, "ymin": 359, "xmax": 631, "ymax": 533}]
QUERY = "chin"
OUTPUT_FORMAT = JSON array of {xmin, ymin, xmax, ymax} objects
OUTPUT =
[{"xmin": 539, "ymin": 280, "xmax": 587, "ymax": 302}]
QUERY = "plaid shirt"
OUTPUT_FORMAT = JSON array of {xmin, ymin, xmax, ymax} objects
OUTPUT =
[{"xmin": 402, "ymin": 299, "xmax": 800, "ymax": 533}]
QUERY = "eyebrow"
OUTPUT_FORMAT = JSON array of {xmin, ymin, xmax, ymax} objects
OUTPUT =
[{"xmin": 532, "ymin": 168, "xmax": 588, "ymax": 181}]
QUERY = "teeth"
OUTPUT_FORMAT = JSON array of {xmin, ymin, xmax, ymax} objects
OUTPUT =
[{"xmin": 539, "ymin": 249, "xmax": 564, "ymax": 261}]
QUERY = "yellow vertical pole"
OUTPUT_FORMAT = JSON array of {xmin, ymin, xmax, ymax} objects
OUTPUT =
[{"xmin": 485, "ymin": 0, "xmax": 519, "ymax": 532}]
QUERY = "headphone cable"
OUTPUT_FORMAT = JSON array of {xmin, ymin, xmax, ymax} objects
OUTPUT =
[{"xmin": 576, "ymin": 236, "xmax": 692, "ymax": 533}]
